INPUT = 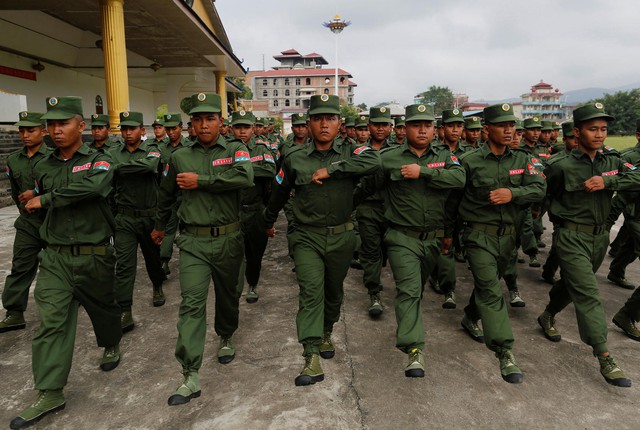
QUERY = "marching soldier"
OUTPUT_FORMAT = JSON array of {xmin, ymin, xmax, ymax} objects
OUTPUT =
[
  {"xmin": 89, "ymin": 114, "xmax": 120, "ymax": 152},
  {"xmin": 150, "ymin": 117, "xmax": 169, "ymax": 145}
]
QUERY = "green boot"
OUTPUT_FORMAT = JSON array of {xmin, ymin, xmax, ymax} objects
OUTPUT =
[
  {"xmin": 294, "ymin": 353, "xmax": 324, "ymax": 386},
  {"xmin": 218, "ymin": 336, "xmax": 235, "ymax": 364},
  {"xmin": 537, "ymin": 311, "xmax": 561, "ymax": 342},
  {"xmin": 496, "ymin": 349, "xmax": 523, "ymax": 384},
  {"xmin": 246, "ymin": 285, "xmax": 259, "ymax": 304},
  {"xmin": 121, "ymin": 311, "xmax": 135, "ymax": 334},
  {"xmin": 612, "ymin": 309, "xmax": 640, "ymax": 341},
  {"xmin": 405, "ymin": 348, "xmax": 425, "ymax": 378},
  {"xmin": 153, "ymin": 284, "xmax": 165, "ymax": 307},
  {"xmin": 100, "ymin": 344, "xmax": 121, "ymax": 371},
  {"xmin": 0, "ymin": 311, "xmax": 26, "ymax": 333},
  {"xmin": 461, "ymin": 313, "xmax": 484, "ymax": 343},
  {"xmin": 368, "ymin": 293, "xmax": 383, "ymax": 317},
  {"xmin": 598, "ymin": 354, "xmax": 632, "ymax": 387},
  {"xmin": 319, "ymin": 332, "xmax": 335, "ymax": 359},
  {"xmin": 167, "ymin": 371, "xmax": 201, "ymax": 406},
  {"xmin": 10, "ymin": 389, "xmax": 65, "ymax": 429}
]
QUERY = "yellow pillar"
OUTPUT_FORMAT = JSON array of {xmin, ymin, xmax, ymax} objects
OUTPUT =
[
  {"xmin": 215, "ymin": 70, "xmax": 228, "ymax": 118},
  {"xmin": 101, "ymin": 0, "xmax": 129, "ymax": 131}
]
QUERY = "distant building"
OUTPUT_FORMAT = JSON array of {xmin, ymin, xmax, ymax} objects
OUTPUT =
[
  {"xmin": 246, "ymin": 49, "xmax": 356, "ymax": 119},
  {"xmin": 520, "ymin": 80, "xmax": 565, "ymax": 120}
]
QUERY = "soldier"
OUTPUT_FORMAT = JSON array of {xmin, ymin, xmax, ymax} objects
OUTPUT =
[
  {"xmin": 89, "ymin": 114, "xmax": 120, "ymax": 152},
  {"xmin": 151, "ymin": 93, "xmax": 253, "ymax": 405},
  {"xmin": 355, "ymin": 106, "xmax": 394, "ymax": 317},
  {"xmin": 186, "ymin": 121, "xmax": 197, "ymax": 141},
  {"xmin": 392, "ymin": 115, "xmax": 407, "ymax": 145},
  {"xmin": 0, "ymin": 112, "xmax": 51, "ymax": 333},
  {"xmin": 220, "ymin": 118, "xmax": 231, "ymax": 138},
  {"xmin": 10, "ymin": 97, "xmax": 122, "ymax": 429},
  {"xmin": 110, "ymin": 111, "xmax": 166, "ymax": 334},
  {"xmin": 512, "ymin": 119, "xmax": 524, "ymax": 146},
  {"xmin": 463, "ymin": 116, "xmax": 482, "ymax": 149},
  {"xmin": 345, "ymin": 116, "xmax": 357, "ymax": 141},
  {"xmin": 150, "ymin": 117, "xmax": 168, "ymax": 145},
  {"xmin": 158, "ymin": 112, "xmax": 193, "ymax": 275},
  {"xmin": 537, "ymin": 103, "xmax": 640, "ymax": 387},
  {"xmin": 362, "ymin": 103, "xmax": 465, "ymax": 376},
  {"xmin": 263, "ymin": 94, "xmax": 380, "ymax": 386},
  {"xmin": 550, "ymin": 120, "xmax": 561, "ymax": 145},
  {"xmin": 436, "ymin": 119, "xmax": 444, "ymax": 143},
  {"xmin": 354, "ymin": 115, "xmax": 370, "ymax": 144},
  {"xmin": 458, "ymin": 103, "xmax": 546, "ymax": 384},
  {"xmin": 282, "ymin": 113, "xmax": 309, "ymax": 158},
  {"xmin": 231, "ymin": 110, "xmax": 276, "ymax": 303}
]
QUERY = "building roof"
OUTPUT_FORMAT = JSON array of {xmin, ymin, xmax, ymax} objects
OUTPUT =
[
  {"xmin": 532, "ymin": 80, "xmax": 553, "ymax": 89},
  {"xmin": 251, "ymin": 68, "xmax": 353, "ymax": 78},
  {"xmin": 273, "ymin": 49, "xmax": 328, "ymax": 65}
]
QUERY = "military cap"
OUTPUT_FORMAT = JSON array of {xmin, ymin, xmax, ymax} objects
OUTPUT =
[
  {"xmin": 231, "ymin": 110, "xmax": 255, "ymax": 126},
  {"xmin": 163, "ymin": 112, "xmax": 183, "ymax": 127},
  {"xmin": 572, "ymin": 102, "xmax": 615, "ymax": 124},
  {"xmin": 223, "ymin": 118, "xmax": 231, "ymax": 126},
  {"xmin": 90, "ymin": 113, "xmax": 109, "ymax": 127},
  {"xmin": 291, "ymin": 112, "xmax": 308, "ymax": 126},
  {"xmin": 541, "ymin": 120, "xmax": 554, "ymax": 131},
  {"xmin": 552, "ymin": 121, "xmax": 561, "ymax": 130},
  {"xmin": 186, "ymin": 92, "xmax": 222, "ymax": 115},
  {"xmin": 515, "ymin": 119, "xmax": 524, "ymax": 131},
  {"xmin": 436, "ymin": 119, "xmax": 442, "ymax": 127},
  {"xmin": 369, "ymin": 106, "xmax": 393, "ymax": 124},
  {"xmin": 15, "ymin": 111, "xmax": 45, "ymax": 127},
  {"xmin": 308, "ymin": 94, "xmax": 340, "ymax": 116},
  {"xmin": 254, "ymin": 116, "xmax": 267, "ymax": 126},
  {"xmin": 394, "ymin": 115, "xmax": 406, "ymax": 127},
  {"xmin": 152, "ymin": 117, "xmax": 164, "ymax": 126},
  {"xmin": 267, "ymin": 117, "xmax": 275, "ymax": 125},
  {"xmin": 561, "ymin": 121, "xmax": 574, "ymax": 137},
  {"xmin": 345, "ymin": 116, "xmax": 355, "ymax": 127},
  {"xmin": 119, "ymin": 111, "xmax": 143, "ymax": 127},
  {"xmin": 42, "ymin": 96, "xmax": 83, "ymax": 120},
  {"xmin": 355, "ymin": 114, "xmax": 369, "ymax": 128},
  {"xmin": 523, "ymin": 116, "xmax": 542, "ymax": 129},
  {"xmin": 405, "ymin": 104, "xmax": 435, "ymax": 122},
  {"xmin": 464, "ymin": 116, "xmax": 482, "ymax": 130},
  {"xmin": 442, "ymin": 109, "xmax": 465, "ymax": 124},
  {"xmin": 483, "ymin": 103, "xmax": 517, "ymax": 124}
]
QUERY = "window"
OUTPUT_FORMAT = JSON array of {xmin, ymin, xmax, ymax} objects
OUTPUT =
[
  {"xmin": 305, "ymin": 78, "xmax": 311, "ymax": 85},
  {"xmin": 284, "ymin": 78, "xmax": 290, "ymax": 86},
  {"xmin": 273, "ymin": 90, "xmax": 278, "ymax": 97},
  {"xmin": 340, "ymin": 77, "xmax": 345, "ymax": 84},
  {"xmin": 285, "ymin": 89, "xmax": 290, "ymax": 96},
  {"xmin": 273, "ymin": 78, "xmax": 278, "ymax": 85},
  {"xmin": 295, "ymin": 99, "xmax": 300, "ymax": 107},
  {"xmin": 323, "ymin": 88, "xmax": 329, "ymax": 94},
  {"xmin": 95, "ymin": 95, "xmax": 104, "ymax": 114},
  {"xmin": 262, "ymin": 79, "xmax": 267, "ymax": 86},
  {"xmin": 262, "ymin": 90, "xmax": 267, "ymax": 97},
  {"xmin": 285, "ymin": 99, "xmax": 290, "ymax": 107},
  {"xmin": 274, "ymin": 100, "xmax": 279, "ymax": 107},
  {"xmin": 296, "ymin": 89, "xmax": 301, "ymax": 96},
  {"xmin": 325, "ymin": 77, "xmax": 330, "ymax": 84},
  {"xmin": 295, "ymin": 78, "xmax": 301, "ymax": 85}
]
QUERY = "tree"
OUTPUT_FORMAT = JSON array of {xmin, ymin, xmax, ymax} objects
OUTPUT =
[
  {"xmin": 356, "ymin": 102, "xmax": 368, "ymax": 112},
  {"xmin": 417, "ymin": 85, "xmax": 454, "ymax": 115},
  {"xmin": 589, "ymin": 89, "xmax": 640, "ymax": 135},
  {"xmin": 339, "ymin": 104, "xmax": 359, "ymax": 119},
  {"xmin": 230, "ymin": 76, "xmax": 253, "ymax": 100}
]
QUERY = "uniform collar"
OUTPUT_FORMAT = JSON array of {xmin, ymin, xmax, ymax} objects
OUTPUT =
[
  {"xmin": 480, "ymin": 142, "xmax": 512, "ymax": 159},
  {"xmin": 306, "ymin": 139, "xmax": 341, "ymax": 156},
  {"xmin": 400, "ymin": 142, "xmax": 438, "ymax": 157},
  {"xmin": 194, "ymin": 134, "xmax": 227, "ymax": 150}
]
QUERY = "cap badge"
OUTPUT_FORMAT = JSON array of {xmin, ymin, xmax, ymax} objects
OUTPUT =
[
  {"xmin": 48, "ymin": 97, "xmax": 58, "ymax": 107},
  {"xmin": 453, "ymin": 109, "xmax": 460, "ymax": 115},
  {"xmin": 417, "ymin": 105, "xmax": 426, "ymax": 113},
  {"xmin": 197, "ymin": 93, "xmax": 206, "ymax": 102},
  {"xmin": 595, "ymin": 102, "xmax": 604, "ymax": 110},
  {"xmin": 298, "ymin": 113, "xmax": 303, "ymax": 117},
  {"xmin": 472, "ymin": 116, "xmax": 479, "ymax": 122},
  {"xmin": 380, "ymin": 107, "xmax": 387, "ymax": 113},
  {"xmin": 91, "ymin": 114, "xmax": 98, "ymax": 119},
  {"xmin": 401, "ymin": 116, "xmax": 405, "ymax": 120},
  {"xmin": 166, "ymin": 114, "xmax": 172, "ymax": 119},
  {"xmin": 20, "ymin": 112, "xmax": 28, "ymax": 118},
  {"xmin": 239, "ymin": 110, "xmax": 246, "ymax": 116},
  {"xmin": 501, "ymin": 103, "xmax": 510, "ymax": 112},
  {"xmin": 533, "ymin": 117, "xmax": 539, "ymax": 122},
  {"xmin": 320, "ymin": 94, "xmax": 330, "ymax": 102},
  {"xmin": 122, "ymin": 112, "xmax": 130, "ymax": 118},
  {"xmin": 360, "ymin": 115, "xmax": 366, "ymax": 120}
]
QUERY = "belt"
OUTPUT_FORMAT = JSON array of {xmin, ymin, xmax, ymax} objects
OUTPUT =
[
  {"xmin": 117, "ymin": 207, "xmax": 156, "ymax": 217},
  {"xmin": 183, "ymin": 222, "xmax": 241, "ymax": 237},
  {"xmin": 468, "ymin": 222, "xmax": 515, "ymax": 237},
  {"xmin": 299, "ymin": 222, "xmax": 354, "ymax": 236},
  {"xmin": 561, "ymin": 221, "xmax": 605, "ymax": 235},
  {"xmin": 241, "ymin": 202, "xmax": 264, "ymax": 212},
  {"xmin": 396, "ymin": 227, "xmax": 444, "ymax": 241},
  {"xmin": 50, "ymin": 245, "xmax": 108, "ymax": 256}
]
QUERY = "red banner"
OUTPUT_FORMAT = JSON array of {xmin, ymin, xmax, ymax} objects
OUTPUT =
[{"xmin": 0, "ymin": 65, "xmax": 36, "ymax": 81}]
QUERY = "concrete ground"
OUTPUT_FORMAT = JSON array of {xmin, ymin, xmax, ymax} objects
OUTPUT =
[{"xmin": 0, "ymin": 204, "xmax": 639, "ymax": 429}]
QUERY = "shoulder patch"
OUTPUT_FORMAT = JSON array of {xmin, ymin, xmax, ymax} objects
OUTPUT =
[
  {"xmin": 450, "ymin": 155, "xmax": 460, "ymax": 165},
  {"xmin": 234, "ymin": 150, "xmax": 250, "ymax": 162},
  {"xmin": 93, "ymin": 161, "xmax": 111, "ymax": 171},
  {"xmin": 624, "ymin": 162, "xmax": 637, "ymax": 171},
  {"xmin": 264, "ymin": 153, "xmax": 275, "ymax": 163},
  {"xmin": 354, "ymin": 145, "xmax": 370, "ymax": 155},
  {"xmin": 5, "ymin": 166, "xmax": 10, "ymax": 177},
  {"xmin": 275, "ymin": 168, "xmax": 284, "ymax": 184},
  {"xmin": 147, "ymin": 151, "xmax": 161, "ymax": 158},
  {"xmin": 163, "ymin": 164, "xmax": 170, "ymax": 176}
]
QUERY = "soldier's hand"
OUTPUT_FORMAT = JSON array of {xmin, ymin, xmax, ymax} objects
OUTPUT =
[
  {"xmin": 400, "ymin": 164, "xmax": 421, "ymax": 179},
  {"xmin": 441, "ymin": 237, "xmax": 453, "ymax": 254},
  {"xmin": 176, "ymin": 172, "xmax": 199, "ymax": 190},
  {"xmin": 24, "ymin": 196, "xmax": 42, "ymax": 213},
  {"xmin": 489, "ymin": 188, "xmax": 513, "ymax": 205},
  {"xmin": 584, "ymin": 176, "xmax": 605, "ymax": 193},
  {"xmin": 311, "ymin": 168, "xmax": 330, "ymax": 184},
  {"xmin": 531, "ymin": 209, "xmax": 541, "ymax": 218},
  {"xmin": 265, "ymin": 227, "xmax": 276, "ymax": 238},
  {"xmin": 18, "ymin": 190, "xmax": 35, "ymax": 204},
  {"xmin": 151, "ymin": 229, "xmax": 165, "ymax": 245}
]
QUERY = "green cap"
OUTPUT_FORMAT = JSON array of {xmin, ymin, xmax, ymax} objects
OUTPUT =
[
  {"xmin": 552, "ymin": 121, "xmax": 561, "ymax": 130},
  {"xmin": 163, "ymin": 112, "xmax": 183, "ymax": 127},
  {"xmin": 369, "ymin": 106, "xmax": 393, "ymax": 124},
  {"xmin": 267, "ymin": 117, "xmax": 275, "ymax": 125},
  {"xmin": 561, "ymin": 121, "xmax": 574, "ymax": 137},
  {"xmin": 355, "ymin": 114, "xmax": 369, "ymax": 128},
  {"xmin": 345, "ymin": 116, "xmax": 355, "ymax": 127},
  {"xmin": 483, "ymin": 103, "xmax": 517, "ymax": 124},
  {"xmin": 291, "ymin": 112, "xmax": 308, "ymax": 126},
  {"xmin": 152, "ymin": 117, "xmax": 164, "ymax": 126},
  {"xmin": 515, "ymin": 119, "xmax": 524, "ymax": 131},
  {"xmin": 186, "ymin": 92, "xmax": 222, "ymax": 115},
  {"xmin": 523, "ymin": 116, "xmax": 542, "ymax": 129},
  {"xmin": 441, "ymin": 109, "xmax": 465, "ymax": 124},
  {"xmin": 119, "ymin": 111, "xmax": 143, "ymax": 127},
  {"xmin": 464, "ymin": 116, "xmax": 482, "ymax": 130},
  {"xmin": 436, "ymin": 119, "xmax": 442, "ymax": 127},
  {"xmin": 15, "ymin": 111, "xmax": 45, "ymax": 127},
  {"xmin": 231, "ymin": 109, "xmax": 255, "ymax": 126},
  {"xmin": 223, "ymin": 118, "xmax": 231, "ymax": 126},
  {"xmin": 308, "ymin": 94, "xmax": 340, "ymax": 116},
  {"xmin": 41, "ymin": 96, "xmax": 83, "ymax": 120},
  {"xmin": 541, "ymin": 120, "xmax": 554, "ymax": 131},
  {"xmin": 254, "ymin": 116, "xmax": 267, "ymax": 126},
  {"xmin": 573, "ymin": 102, "xmax": 615, "ymax": 124},
  {"xmin": 394, "ymin": 115, "xmax": 406, "ymax": 127},
  {"xmin": 405, "ymin": 103, "xmax": 435, "ymax": 122},
  {"xmin": 90, "ymin": 113, "xmax": 109, "ymax": 127}
]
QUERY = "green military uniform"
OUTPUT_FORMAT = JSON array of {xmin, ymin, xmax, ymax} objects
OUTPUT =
[
  {"xmin": 389, "ymin": 115, "xmax": 406, "ymax": 145},
  {"xmin": 32, "ymin": 96, "xmax": 122, "ymax": 390},
  {"xmin": 459, "ymin": 103, "xmax": 546, "ymax": 383},
  {"xmin": 264, "ymin": 94, "xmax": 380, "ymax": 385},
  {"xmin": 1, "ymin": 112, "xmax": 51, "ymax": 332},
  {"xmin": 463, "ymin": 116, "xmax": 483, "ymax": 149},
  {"xmin": 363, "ymin": 104, "xmax": 465, "ymax": 374},
  {"xmin": 88, "ymin": 114, "xmax": 121, "ymax": 152},
  {"xmin": 110, "ymin": 111, "xmax": 166, "ymax": 323},
  {"xmin": 155, "ymin": 93, "xmax": 253, "ymax": 379}
]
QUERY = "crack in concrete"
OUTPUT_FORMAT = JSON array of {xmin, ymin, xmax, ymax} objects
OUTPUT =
[{"xmin": 339, "ymin": 306, "xmax": 367, "ymax": 430}]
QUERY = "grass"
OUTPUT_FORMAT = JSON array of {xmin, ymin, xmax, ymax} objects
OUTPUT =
[{"xmin": 604, "ymin": 135, "xmax": 637, "ymax": 151}]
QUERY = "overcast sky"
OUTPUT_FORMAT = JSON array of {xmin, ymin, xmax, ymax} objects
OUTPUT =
[{"xmin": 217, "ymin": 0, "xmax": 640, "ymax": 107}]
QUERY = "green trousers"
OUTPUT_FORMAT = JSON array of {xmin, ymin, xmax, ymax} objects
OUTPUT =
[
  {"xmin": 608, "ymin": 220, "xmax": 638, "ymax": 279},
  {"xmin": 385, "ymin": 228, "xmax": 439, "ymax": 352},
  {"xmin": 289, "ymin": 229, "xmax": 355, "ymax": 354},
  {"xmin": 174, "ymin": 231, "xmax": 244, "ymax": 373},
  {"xmin": 32, "ymin": 247, "xmax": 121, "ymax": 390},
  {"xmin": 463, "ymin": 228, "xmax": 515, "ymax": 352},
  {"xmin": 114, "ymin": 214, "xmax": 166, "ymax": 311},
  {"xmin": 2, "ymin": 215, "xmax": 46, "ymax": 313},
  {"xmin": 240, "ymin": 206, "xmax": 268, "ymax": 288},
  {"xmin": 160, "ymin": 204, "xmax": 179, "ymax": 261},
  {"xmin": 545, "ymin": 228, "xmax": 609, "ymax": 355},
  {"xmin": 356, "ymin": 202, "xmax": 386, "ymax": 295},
  {"xmin": 503, "ymin": 208, "xmax": 536, "ymax": 290},
  {"xmin": 542, "ymin": 228, "xmax": 560, "ymax": 280},
  {"xmin": 621, "ymin": 287, "xmax": 640, "ymax": 321}
]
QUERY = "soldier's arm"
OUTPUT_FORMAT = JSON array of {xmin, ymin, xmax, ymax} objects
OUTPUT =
[
  {"xmin": 154, "ymin": 155, "xmax": 180, "ymax": 231},
  {"xmin": 420, "ymin": 154, "xmax": 466, "ymax": 189},
  {"xmin": 114, "ymin": 146, "xmax": 162, "ymax": 175},
  {"xmin": 603, "ymin": 158, "xmax": 640, "ymax": 191},
  {"xmin": 196, "ymin": 143, "xmax": 254, "ymax": 193},
  {"xmin": 264, "ymin": 162, "xmax": 293, "ymax": 227},
  {"xmin": 6, "ymin": 158, "xmax": 21, "ymax": 208},
  {"xmin": 510, "ymin": 155, "xmax": 547, "ymax": 204},
  {"xmin": 326, "ymin": 143, "xmax": 381, "ymax": 179},
  {"xmin": 38, "ymin": 153, "xmax": 114, "ymax": 209}
]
